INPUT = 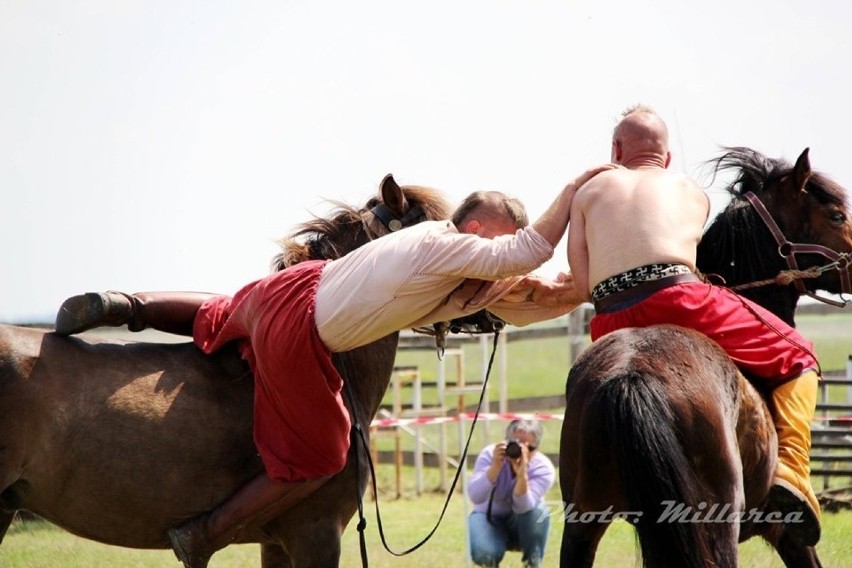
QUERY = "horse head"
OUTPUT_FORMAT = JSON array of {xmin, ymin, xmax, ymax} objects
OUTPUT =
[
  {"xmin": 270, "ymin": 174, "xmax": 453, "ymax": 270},
  {"xmin": 698, "ymin": 147, "xmax": 852, "ymax": 325}
]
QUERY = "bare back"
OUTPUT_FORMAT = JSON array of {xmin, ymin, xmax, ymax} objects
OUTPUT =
[{"xmin": 567, "ymin": 167, "xmax": 709, "ymax": 299}]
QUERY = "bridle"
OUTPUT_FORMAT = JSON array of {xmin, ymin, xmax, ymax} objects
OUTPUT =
[
  {"xmin": 369, "ymin": 202, "xmax": 425, "ymax": 233},
  {"xmin": 731, "ymin": 191, "xmax": 851, "ymax": 308}
]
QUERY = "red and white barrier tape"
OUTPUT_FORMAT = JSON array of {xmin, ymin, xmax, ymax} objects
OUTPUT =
[
  {"xmin": 371, "ymin": 411, "xmax": 563, "ymax": 429},
  {"xmin": 370, "ymin": 411, "xmax": 852, "ymax": 428}
]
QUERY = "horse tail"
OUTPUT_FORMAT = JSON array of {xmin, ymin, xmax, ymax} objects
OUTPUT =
[{"xmin": 594, "ymin": 371, "xmax": 725, "ymax": 568}]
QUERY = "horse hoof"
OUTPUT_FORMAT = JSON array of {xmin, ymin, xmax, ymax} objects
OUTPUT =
[
  {"xmin": 167, "ymin": 525, "xmax": 211, "ymax": 568},
  {"xmin": 768, "ymin": 482, "xmax": 821, "ymax": 546}
]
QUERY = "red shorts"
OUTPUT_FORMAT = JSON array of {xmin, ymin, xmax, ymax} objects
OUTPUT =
[
  {"xmin": 590, "ymin": 281, "xmax": 818, "ymax": 386},
  {"xmin": 193, "ymin": 260, "xmax": 350, "ymax": 482}
]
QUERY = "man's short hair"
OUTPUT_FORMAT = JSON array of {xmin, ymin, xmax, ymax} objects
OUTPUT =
[{"xmin": 451, "ymin": 191, "xmax": 529, "ymax": 229}]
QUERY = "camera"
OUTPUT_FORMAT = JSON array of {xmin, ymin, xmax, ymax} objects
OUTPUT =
[{"xmin": 505, "ymin": 439, "xmax": 523, "ymax": 459}]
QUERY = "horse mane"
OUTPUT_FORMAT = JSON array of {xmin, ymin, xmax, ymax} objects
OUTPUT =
[
  {"xmin": 700, "ymin": 148, "xmax": 849, "ymax": 282},
  {"xmin": 706, "ymin": 146, "xmax": 848, "ymax": 206},
  {"xmin": 269, "ymin": 184, "xmax": 453, "ymax": 272},
  {"xmin": 697, "ymin": 146, "xmax": 850, "ymax": 322}
]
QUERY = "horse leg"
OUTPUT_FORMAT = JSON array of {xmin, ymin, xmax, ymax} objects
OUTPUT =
[
  {"xmin": 261, "ymin": 542, "xmax": 292, "ymax": 568},
  {"xmin": 559, "ymin": 519, "xmax": 608, "ymax": 568},
  {"xmin": 0, "ymin": 510, "xmax": 14, "ymax": 545},
  {"xmin": 272, "ymin": 522, "xmax": 342, "ymax": 568},
  {"xmin": 773, "ymin": 532, "xmax": 824, "ymax": 568}
]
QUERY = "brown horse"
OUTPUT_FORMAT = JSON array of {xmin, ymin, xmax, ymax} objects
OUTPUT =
[
  {"xmin": 559, "ymin": 147, "xmax": 852, "ymax": 568},
  {"xmin": 0, "ymin": 175, "xmax": 453, "ymax": 566}
]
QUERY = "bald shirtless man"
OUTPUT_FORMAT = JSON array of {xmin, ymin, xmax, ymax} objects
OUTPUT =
[{"xmin": 566, "ymin": 105, "xmax": 822, "ymax": 546}]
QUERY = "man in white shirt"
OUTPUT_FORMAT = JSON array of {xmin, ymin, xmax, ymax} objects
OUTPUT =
[{"xmin": 54, "ymin": 166, "xmax": 611, "ymax": 568}]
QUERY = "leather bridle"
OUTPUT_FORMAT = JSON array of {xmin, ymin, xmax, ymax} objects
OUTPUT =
[
  {"xmin": 733, "ymin": 191, "xmax": 851, "ymax": 307},
  {"xmin": 370, "ymin": 203, "xmax": 425, "ymax": 233}
]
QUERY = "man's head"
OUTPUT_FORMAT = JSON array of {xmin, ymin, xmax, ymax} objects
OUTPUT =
[
  {"xmin": 611, "ymin": 104, "xmax": 671, "ymax": 169},
  {"xmin": 451, "ymin": 191, "xmax": 528, "ymax": 238}
]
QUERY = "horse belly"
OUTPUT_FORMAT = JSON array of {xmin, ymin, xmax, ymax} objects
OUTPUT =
[{"xmin": 2, "ymin": 332, "xmax": 261, "ymax": 548}]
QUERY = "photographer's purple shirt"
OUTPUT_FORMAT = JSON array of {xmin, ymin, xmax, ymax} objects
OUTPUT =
[{"xmin": 467, "ymin": 443, "xmax": 555, "ymax": 516}]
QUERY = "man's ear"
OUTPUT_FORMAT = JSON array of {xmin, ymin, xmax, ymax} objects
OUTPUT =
[
  {"xmin": 612, "ymin": 140, "xmax": 622, "ymax": 163},
  {"xmin": 664, "ymin": 151, "xmax": 672, "ymax": 168},
  {"xmin": 461, "ymin": 219, "xmax": 481, "ymax": 235}
]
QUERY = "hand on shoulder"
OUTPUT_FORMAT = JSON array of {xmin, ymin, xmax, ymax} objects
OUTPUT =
[{"xmin": 566, "ymin": 163, "xmax": 621, "ymax": 193}]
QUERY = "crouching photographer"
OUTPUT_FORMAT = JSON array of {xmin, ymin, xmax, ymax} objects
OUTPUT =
[{"xmin": 467, "ymin": 419, "xmax": 555, "ymax": 568}]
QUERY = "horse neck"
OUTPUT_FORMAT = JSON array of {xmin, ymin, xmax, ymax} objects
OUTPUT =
[
  {"xmin": 335, "ymin": 334, "xmax": 401, "ymax": 425},
  {"xmin": 697, "ymin": 200, "xmax": 799, "ymax": 325},
  {"xmin": 737, "ymin": 286, "xmax": 800, "ymax": 328}
]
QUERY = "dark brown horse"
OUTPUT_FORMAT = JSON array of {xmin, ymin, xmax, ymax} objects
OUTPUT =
[
  {"xmin": 0, "ymin": 175, "xmax": 453, "ymax": 566},
  {"xmin": 559, "ymin": 147, "xmax": 852, "ymax": 568}
]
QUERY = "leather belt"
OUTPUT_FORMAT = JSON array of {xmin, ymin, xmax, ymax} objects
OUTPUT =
[{"xmin": 593, "ymin": 272, "xmax": 702, "ymax": 313}]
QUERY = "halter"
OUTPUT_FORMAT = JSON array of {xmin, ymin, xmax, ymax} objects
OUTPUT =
[
  {"xmin": 735, "ymin": 191, "xmax": 851, "ymax": 307},
  {"xmin": 370, "ymin": 202, "xmax": 425, "ymax": 233}
]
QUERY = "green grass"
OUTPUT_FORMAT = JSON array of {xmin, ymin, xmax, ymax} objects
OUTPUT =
[
  {"xmin": 797, "ymin": 313, "xmax": 852, "ymax": 374},
  {"xmin": 3, "ymin": 314, "xmax": 850, "ymax": 566},
  {"xmin": 391, "ymin": 313, "xmax": 852, "ymax": 406},
  {"xmin": 3, "ymin": 474, "xmax": 852, "ymax": 567}
]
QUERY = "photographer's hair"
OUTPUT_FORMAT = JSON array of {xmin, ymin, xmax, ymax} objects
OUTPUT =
[
  {"xmin": 451, "ymin": 191, "xmax": 529, "ymax": 230},
  {"xmin": 505, "ymin": 419, "xmax": 543, "ymax": 448}
]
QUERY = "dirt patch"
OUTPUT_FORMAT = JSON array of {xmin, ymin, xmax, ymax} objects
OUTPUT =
[{"xmin": 818, "ymin": 486, "xmax": 852, "ymax": 513}]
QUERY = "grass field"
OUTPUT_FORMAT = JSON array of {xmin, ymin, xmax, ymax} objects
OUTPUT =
[
  {"xmin": 4, "ymin": 478, "xmax": 852, "ymax": 567},
  {"xmin": 2, "ymin": 313, "xmax": 850, "ymax": 566},
  {"xmin": 391, "ymin": 312, "xmax": 852, "ymax": 404}
]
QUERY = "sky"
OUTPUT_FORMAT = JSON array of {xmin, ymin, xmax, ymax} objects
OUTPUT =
[{"xmin": 2, "ymin": 0, "xmax": 851, "ymax": 324}]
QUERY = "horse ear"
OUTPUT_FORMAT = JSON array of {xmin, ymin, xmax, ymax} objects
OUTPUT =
[
  {"xmin": 380, "ymin": 173, "xmax": 408, "ymax": 215},
  {"xmin": 792, "ymin": 148, "xmax": 812, "ymax": 193}
]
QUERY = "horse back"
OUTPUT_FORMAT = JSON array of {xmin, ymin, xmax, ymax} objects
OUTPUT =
[
  {"xmin": 561, "ymin": 323, "xmax": 776, "ymax": 515},
  {"xmin": 563, "ymin": 326, "xmax": 748, "ymax": 500},
  {"xmin": 0, "ymin": 324, "xmax": 261, "ymax": 547}
]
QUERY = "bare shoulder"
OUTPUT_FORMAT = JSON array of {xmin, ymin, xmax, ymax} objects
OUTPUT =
[{"xmin": 577, "ymin": 167, "xmax": 629, "ymax": 194}]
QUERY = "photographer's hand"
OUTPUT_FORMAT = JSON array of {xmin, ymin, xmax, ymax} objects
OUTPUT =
[
  {"xmin": 487, "ymin": 442, "xmax": 507, "ymax": 484},
  {"xmin": 511, "ymin": 444, "xmax": 530, "ymax": 496}
]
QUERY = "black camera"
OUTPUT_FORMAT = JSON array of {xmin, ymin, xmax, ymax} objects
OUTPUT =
[{"xmin": 505, "ymin": 439, "xmax": 523, "ymax": 459}]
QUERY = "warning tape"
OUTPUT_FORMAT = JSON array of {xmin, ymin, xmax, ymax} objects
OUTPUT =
[
  {"xmin": 370, "ymin": 411, "xmax": 563, "ymax": 429},
  {"xmin": 370, "ymin": 412, "xmax": 852, "ymax": 428}
]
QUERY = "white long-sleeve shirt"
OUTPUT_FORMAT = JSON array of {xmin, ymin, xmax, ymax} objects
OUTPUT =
[{"xmin": 314, "ymin": 220, "xmax": 575, "ymax": 352}]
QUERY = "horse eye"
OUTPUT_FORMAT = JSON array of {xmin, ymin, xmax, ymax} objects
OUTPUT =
[{"xmin": 829, "ymin": 211, "xmax": 847, "ymax": 225}]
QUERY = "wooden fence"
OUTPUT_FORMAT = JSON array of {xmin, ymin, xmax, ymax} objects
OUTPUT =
[
  {"xmin": 385, "ymin": 320, "xmax": 852, "ymax": 493},
  {"xmin": 812, "ymin": 362, "xmax": 852, "ymax": 489}
]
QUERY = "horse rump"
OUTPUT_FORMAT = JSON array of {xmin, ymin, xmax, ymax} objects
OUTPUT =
[{"xmin": 564, "ymin": 325, "xmax": 744, "ymax": 568}]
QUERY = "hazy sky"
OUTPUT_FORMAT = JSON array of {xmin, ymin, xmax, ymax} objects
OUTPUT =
[{"xmin": 2, "ymin": 0, "xmax": 850, "ymax": 324}]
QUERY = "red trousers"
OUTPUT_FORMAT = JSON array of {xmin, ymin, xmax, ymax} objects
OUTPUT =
[
  {"xmin": 193, "ymin": 260, "xmax": 350, "ymax": 482},
  {"xmin": 590, "ymin": 281, "xmax": 818, "ymax": 387}
]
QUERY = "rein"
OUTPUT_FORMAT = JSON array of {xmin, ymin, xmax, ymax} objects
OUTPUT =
[
  {"xmin": 339, "ymin": 330, "xmax": 501, "ymax": 568},
  {"xmin": 731, "ymin": 192, "xmax": 851, "ymax": 307}
]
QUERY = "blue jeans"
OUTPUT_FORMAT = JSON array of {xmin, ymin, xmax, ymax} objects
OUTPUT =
[{"xmin": 468, "ymin": 503, "xmax": 551, "ymax": 567}]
